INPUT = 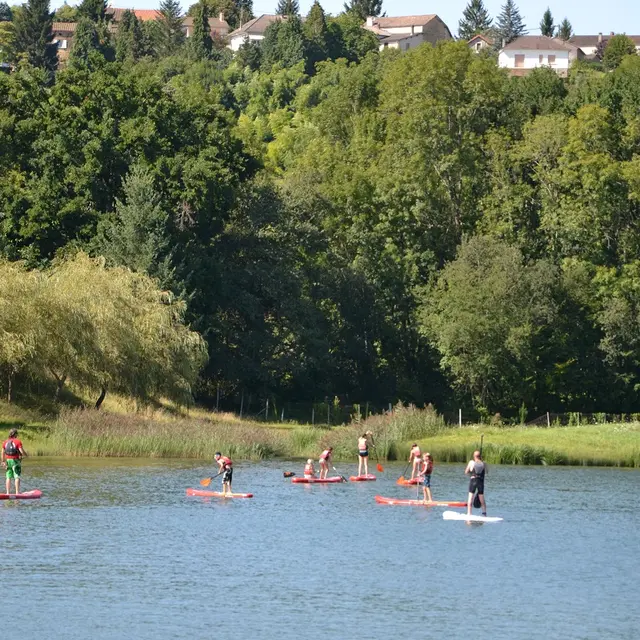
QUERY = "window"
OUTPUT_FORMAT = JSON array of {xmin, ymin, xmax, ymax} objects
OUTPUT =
[
  {"xmin": 548, "ymin": 54, "xmax": 556, "ymax": 65},
  {"xmin": 54, "ymin": 39, "xmax": 68, "ymax": 49},
  {"xmin": 514, "ymin": 54, "xmax": 525, "ymax": 68},
  {"xmin": 539, "ymin": 54, "xmax": 543, "ymax": 63}
]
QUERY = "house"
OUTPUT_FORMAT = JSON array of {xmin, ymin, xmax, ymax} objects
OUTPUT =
[
  {"xmin": 52, "ymin": 8, "xmax": 229, "ymax": 61},
  {"xmin": 570, "ymin": 32, "xmax": 640, "ymax": 58},
  {"xmin": 363, "ymin": 14, "xmax": 452, "ymax": 52},
  {"xmin": 468, "ymin": 33, "xmax": 493, "ymax": 52},
  {"xmin": 227, "ymin": 14, "xmax": 284, "ymax": 51},
  {"xmin": 498, "ymin": 35, "xmax": 583, "ymax": 77}
]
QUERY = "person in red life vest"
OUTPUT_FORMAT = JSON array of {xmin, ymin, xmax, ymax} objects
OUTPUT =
[
  {"xmin": 318, "ymin": 447, "xmax": 332, "ymax": 479},
  {"xmin": 417, "ymin": 453, "xmax": 434, "ymax": 503},
  {"xmin": 303, "ymin": 459, "xmax": 316, "ymax": 478},
  {"xmin": 409, "ymin": 443, "xmax": 422, "ymax": 480},
  {"xmin": 1, "ymin": 428, "xmax": 27, "ymax": 495},
  {"xmin": 214, "ymin": 452, "xmax": 233, "ymax": 496}
]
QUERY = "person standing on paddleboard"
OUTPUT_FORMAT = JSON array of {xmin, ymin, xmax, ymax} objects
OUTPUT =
[
  {"xmin": 214, "ymin": 452, "xmax": 233, "ymax": 497},
  {"xmin": 319, "ymin": 447, "xmax": 332, "ymax": 479},
  {"xmin": 1, "ymin": 428, "xmax": 27, "ymax": 495},
  {"xmin": 357, "ymin": 431, "xmax": 373, "ymax": 477},
  {"xmin": 409, "ymin": 443, "xmax": 422, "ymax": 480},
  {"xmin": 418, "ymin": 453, "xmax": 434, "ymax": 503},
  {"xmin": 465, "ymin": 450, "xmax": 487, "ymax": 517}
]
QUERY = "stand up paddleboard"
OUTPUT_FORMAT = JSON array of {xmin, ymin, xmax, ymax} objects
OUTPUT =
[
  {"xmin": 396, "ymin": 477, "xmax": 420, "ymax": 486},
  {"xmin": 349, "ymin": 474, "xmax": 376, "ymax": 482},
  {"xmin": 442, "ymin": 510, "xmax": 503, "ymax": 522},
  {"xmin": 375, "ymin": 495, "xmax": 466, "ymax": 507},
  {"xmin": 291, "ymin": 476, "xmax": 344, "ymax": 484},
  {"xmin": 186, "ymin": 488, "xmax": 253, "ymax": 498},
  {"xmin": 0, "ymin": 489, "xmax": 42, "ymax": 500}
]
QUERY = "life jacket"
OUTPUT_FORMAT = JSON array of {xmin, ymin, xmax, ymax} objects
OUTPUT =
[
  {"xmin": 304, "ymin": 463, "xmax": 314, "ymax": 475},
  {"xmin": 471, "ymin": 461, "xmax": 485, "ymax": 479},
  {"xmin": 220, "ymin": 456, "xmax": 232, "ymax": 469},
  {"xmin": 411, "ymin": 447, "xmax": 421, "ymax": 459},
  {"xmin": 423, "ymin": 460, "xmax": 433, "ymax": 475},
  {"xmin": 3, "ymin": 439, "xmax": 18, "ymax": 458},
  {"xmin": 320, "ymin": 449, "xmax": 331, "ymax": 461}
]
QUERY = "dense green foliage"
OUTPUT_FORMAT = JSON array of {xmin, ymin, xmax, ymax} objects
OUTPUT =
[
  {"xmin": 458, "ymin": 0, "xmax": 492, "ymax": 40},
  {"xmin": 3, "ymin": 11, "xmax": 640, "ymax": 418}
]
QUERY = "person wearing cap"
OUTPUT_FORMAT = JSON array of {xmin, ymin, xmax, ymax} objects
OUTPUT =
[
  {"xmin": 1, "ymin": 428, "xmax": 27, "ymax": 495},
  {"xmin": 417, "ymin": 453, "xmax": 434, "ymax": 503},
  {"xmin": 213, "ymin": 452, "xmax": 233, "ymax": 496},
  {"xmin": 357, "ymin": 431, "xmax": 374, "ymax": 477}
]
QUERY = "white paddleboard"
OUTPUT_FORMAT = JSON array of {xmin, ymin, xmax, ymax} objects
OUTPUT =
[{"xmin": 442, "ymin": 510, "xmax": 503, "ymax": 523}]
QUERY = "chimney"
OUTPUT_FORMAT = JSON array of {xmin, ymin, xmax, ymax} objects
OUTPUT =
[
  {"xmin": 366, "ymin": 16, "xmax": 375, "ymax": 27},
  {"xmin": 219, "ymin": 12, "xmax": 224, "ymax": 22},
  {"xmin": 610, "ymin": 31, "xmax": 614, "ymax": 36},
  {"xmin": 411, "ymin": 25, "xmax": 414, "ymax": 35},
  {"xmin": 598, "ymin": 32, "xmax": 602, "ymax": 43}
]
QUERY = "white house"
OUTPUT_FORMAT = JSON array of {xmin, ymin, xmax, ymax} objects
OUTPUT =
[
  {"xmin": 227, "ymin": 14, "xmax": 284, "ymax": 51},
  {"xmin": 498, "ymin": 35, "xmax": 583, "ymax": 77},
  {"xmin": 570, "ymin": 33, "xmax": 640, "ymax": 57},
  {"xmin": 363, "ymin": 14, "xmax": 452, "ymax": 52}
]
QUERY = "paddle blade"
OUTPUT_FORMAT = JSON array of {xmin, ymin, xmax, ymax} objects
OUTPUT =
[
  {"xmin": 377, "ymin": 463, "xmax": 384, "ymax": 473},
  {"xmin": 200, "ymin": 477, "xmax": 212, "ymax": 487},
  {"xmin": 396, "ymin": 476, "xmax": 405, "ymax": 485},
  {"xmin": 473, "ymin": 492, "xmax": 481, "ymax": 509}
]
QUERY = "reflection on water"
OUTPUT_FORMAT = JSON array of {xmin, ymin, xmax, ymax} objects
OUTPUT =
[{"xmin": 3, "ymin": 459, "xmax": 639, "ymax": 639}]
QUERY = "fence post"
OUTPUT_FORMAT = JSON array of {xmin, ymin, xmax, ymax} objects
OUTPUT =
[
  {"xmin": 365, "ymin": 401, "xmax": 369, "ymax": 418},
  {"xmin": 546, "ymin": 411, "xmax": 550, "ymax": 427},
  {"xmin": 240, "ymin": 390, "xmax": 244, "ymax": 419},
  {"xmin": 266, "ymin": 398, "xmax": 269, "ymax": 422},
  {"xmin": 281, "ymin": 408, "xmax": 284, "ymax": 422},
  {"xmin": 312, "ymin": 407, "xmax": 315, "ymax": 426},
  {"xmin": 216, "ymin": 383, "xmax": 220, "ymax": 411},
  {"xmin": 459, "ymin": 409, "xmax": 462, "ymax": 427},
  {"xmin": 388, "ymin": 402, "xmax": 392, "ymax": 414},
  {"xmin": 327, "ymin": 402, "xmax": 330, "ymax": 426}
]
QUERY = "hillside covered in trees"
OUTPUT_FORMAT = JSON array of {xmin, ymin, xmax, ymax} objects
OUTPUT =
[{"xmin": 2, "ymin": 0, "xmax": 640, "ymax": 418}]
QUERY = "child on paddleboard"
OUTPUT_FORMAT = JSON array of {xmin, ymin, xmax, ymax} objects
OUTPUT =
[
  {"xmin": 357, "ymin": 431, "xmax": 373, "ymax": 477},
  {"xmin": 418, "ymin": 453, "xmax": 433, "ymax": 503},
  {"xmin": 319, "ymin": 447, "xmax": 332, "ymax": 479},
  {"xmin": 304, "ymin": 459, "xmax": 316, "ymax": 478},
  {"xmin": 409, "ymin": 443, "xmax": 422, "ymax": 479},
  {"xmin": 214, "ymin": 452, "xmax": 233, "ymax": 497}
]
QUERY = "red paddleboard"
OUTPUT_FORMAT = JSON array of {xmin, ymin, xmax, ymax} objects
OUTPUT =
[
  {"xmin": 291, "ymin": 476, "xmax": 344, "ymax": 484},
  {"xmin": 396, "ymin": 477, "xmax": 421, "ymax": 486},
  {"xmin": 0, "ymin": 489, "xmax": 42, "ymax": 500},
  {"xmin": 349, "ymin": 474, "xmax": 376, "ymax": 482},
  {"xmin": 186, "ymin": 488, "xmax": 253, "ymax": 498},
  {"xmin": 375, "ymin": 495, "xmax": 466, "ymax": 507}
]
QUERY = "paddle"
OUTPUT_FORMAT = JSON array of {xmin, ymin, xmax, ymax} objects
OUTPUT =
[
  {"xmin": 332, "ymin": 466, "xmax": 348, "ymax": 483},
  {"xmin": 368, "ymin": 434, "xmax": 384, "ymax": 473},
  {"xmin": 473, "ymin": 434, "xmax": 484, "ymax": 509},
  {"xmin": 396, "ymin": 461, "xmax": 411, "ymax": 485},
  {"xmin": 200, "ymin": 470, "xmax": 224, "ymax": 487}
]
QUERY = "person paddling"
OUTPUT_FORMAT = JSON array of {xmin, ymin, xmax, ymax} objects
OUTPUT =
[
  {"xmin": 318, "ymin": 447, "xmax": 332, "ymax": 479},
  {"xmin": 357, "ymin": 431, "xmax": 373, "ymax": 477},
  {"xmin": 214, "ymin": 452, "xmax": 233, "ymax": 497},
  {"xmin": 2, "ymin": 428, "xmax": 27, "ymax": 495},
  {"xmin": 465, "ymin": 450, "xmax": 487, "ymax": 516},
  {"xmin": 409, "ymin": 443, "xmax": 422, "ymax": 480},
  {"xmin": 418, "ymin": 452, "xmax": 434, "ymax": 503}
]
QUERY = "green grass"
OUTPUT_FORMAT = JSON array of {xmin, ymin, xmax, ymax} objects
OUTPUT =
[{"xmin": 1, "ymin": 400, "xmax": 638, "ymax": 467}]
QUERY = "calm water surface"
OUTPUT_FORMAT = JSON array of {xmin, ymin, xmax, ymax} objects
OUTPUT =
[{"xmin": 2, "ymin": 458, "xmax": 639, "ymax": 639}]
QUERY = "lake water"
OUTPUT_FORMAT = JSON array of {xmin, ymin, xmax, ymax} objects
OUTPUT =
[{"xmin": 3, "ymin": 458, "xmax": 639, "ymax": 639}]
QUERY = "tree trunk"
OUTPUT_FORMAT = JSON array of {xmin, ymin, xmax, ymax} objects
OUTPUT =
[
  {"xmin": 7, "ymin": 372, "xmax": 12, "ymax": 404},
  {"xmin": 52, "ymin": 372, "xmax": 67, "ymax": 402},
  {"xmin": 95, "ymin": 387, "xmax": 107, "ymax": 410}
]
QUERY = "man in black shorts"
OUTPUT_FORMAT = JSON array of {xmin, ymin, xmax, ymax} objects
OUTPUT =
[{"xmin": 465, "ymin": 450, "xmax": 487, "ymax": 516}]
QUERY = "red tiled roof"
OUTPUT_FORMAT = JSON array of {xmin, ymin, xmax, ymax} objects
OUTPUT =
[
  {"xmin": 570, "ymin": 34, "xmax": 640, "ymax": 47},
  {"xmin": 372, "ymin": 15, "xmax": 437, "ymax": 28},
  {"xmin": 108, "ymin": 7, "xmax": 161, "ymax": 21},
  {"xmin": 229, "ymin": 14, "xmax": 284, "ymax": 37},
  {"xmin": 503, "ymin": 35, "xmax": 579, "ymax": 52},
  {"xmin": 52, "ymin": 22, "xmax": 77, "ymax": 32}
]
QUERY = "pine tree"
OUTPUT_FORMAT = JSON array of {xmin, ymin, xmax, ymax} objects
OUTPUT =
[
  {"xmin": 68, "ymin": 17, "xmax": 101, "ymax": 64},
  {"xmin": 11, "ymin": 0, "xmax": 57, "ymax": 75},
  {"xmin": 555, "ymin": 18, "xmax": 572, "ymax": 41},
  {"xmin": 539, "ymin": 8, "xmax": 553, "ymax": 37},
  {"xmin": 77, "ymin": 0, "xmax": 108, "ymax": 22},
  {"xmin": 495, "ymin": 0, "xmax": 526, "ymax": 47},
  {"xmin": 116, "ymin": 9, "xmax": 146, "ymax": 61},
  {"xmin": 0, "ymin": 2, "xmax": 12, "ymax": 21},
  {"xmin": 458, "ymin": 0, "xmax": 492, "ymax": 40},
  {"xmin": 276, "ymin": 0, "xmax": 299, "ymax": 16},
  {"xmin": 305, "ymin": 0, "xmax": 330, "ymax": 65},
  {"xmin": 157, "ymin": 0, "xmax": 185, "ymax": 56},
  {"xmin": 343, "ymin": 0, "xmax": 383, "ymax": 20},
  {"xmin": 187, "ymin": 1, "xmax": 212, "ymax": 60}
]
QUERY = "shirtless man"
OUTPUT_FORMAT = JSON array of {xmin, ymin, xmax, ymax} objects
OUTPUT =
[{"xmin": 465, "ymin": 450, "xmax": 487, "ymax": 516}]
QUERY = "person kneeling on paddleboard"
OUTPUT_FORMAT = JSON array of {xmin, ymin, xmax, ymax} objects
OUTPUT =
[
  {"xmin": 214, "ymin": 452, "xmax": 233, "ymax": 497},
  {"xmin": 465, "ymin": 450, "xmax": 487, "ymax": 517},
  {"xmin": 1, "ymin": 428, "xmax": 27, "ymax": 496},
  {"xmin": 319, "ymin": 447, "xmax": 332, "ymax": 480},
  {"xmin": 418, "ymin": 453, "xmax": 433, "ymax": 503},
  {"xmin": 304, "ymin": 459, "xmax": 316, "ymax": 478}
]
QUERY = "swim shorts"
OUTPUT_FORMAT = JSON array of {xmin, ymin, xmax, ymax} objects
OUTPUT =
[
  {"xmin": 5, "ymin": 459, "xmax": 21, "ymax": 479},
  {"xmin": 358, "ymin": 450, "xmax": 368, "ymax": 457},
  {"xmin": 222, "ymin": 468, "xmax": 233, "ymax": 483},
  {"xmin": 421, "ymin": 474, "xmax": 431, "ymax": 487},
  {"xmin": 469, "ymin": 477, "xmax": 484, "ymax": 495}
]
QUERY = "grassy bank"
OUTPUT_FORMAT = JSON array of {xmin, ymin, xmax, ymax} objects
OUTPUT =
[{"xmin": 1, "ymin": 402, "xmax": 639, "ymax": 468}]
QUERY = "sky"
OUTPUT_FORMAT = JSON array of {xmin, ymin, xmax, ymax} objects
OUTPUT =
[{"xmin": 51, "ymin": 0, "xmax": 640, "ymax": 37}]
